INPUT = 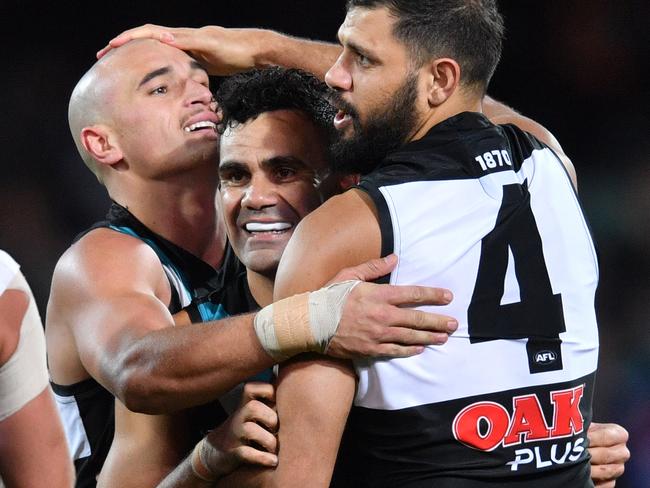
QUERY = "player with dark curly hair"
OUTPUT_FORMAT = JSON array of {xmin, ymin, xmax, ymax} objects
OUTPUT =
[{"xmin": 48, "ymin": 41, "xmax": 458, "ymax": 487}]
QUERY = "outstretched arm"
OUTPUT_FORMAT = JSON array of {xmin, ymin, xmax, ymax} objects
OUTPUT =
[
  {"xmin": 97, "ymin": 25, "xmax": 341, "ymax": 81},
  {"xmin": 47, "ymin": 229, "xmax": 455, "ymax": 414},
  {"xmin": 97, "ymin": 25, "xmax": 577, "ymax": 188}
]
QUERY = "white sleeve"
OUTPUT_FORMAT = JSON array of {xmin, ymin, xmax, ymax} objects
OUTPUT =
[{"xmin": 0, "ymin": 268, "xmax": 49, "ymax": 421}]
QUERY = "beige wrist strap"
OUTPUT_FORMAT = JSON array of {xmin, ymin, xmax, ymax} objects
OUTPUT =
[
  {"xmin": 190, "ymin": 438, "xmax": 218, "ymax": 482},
  {"xmin": 254, "ymin": 280, "xmax": 361, "ymax": 361}
]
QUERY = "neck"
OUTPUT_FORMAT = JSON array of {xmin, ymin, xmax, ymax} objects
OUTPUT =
[
  {"xmin": 411, "ymin": 90, "xmax": 483, "ymax": 142},
  {"xmin": 246, "ymin": 270, "xmax": 275, "ymax": 308},
  {"xmin": 106, "ymin": 167, "xmax": 226, "ymax": 268}
]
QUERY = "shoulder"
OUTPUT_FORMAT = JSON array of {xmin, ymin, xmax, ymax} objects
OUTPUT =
[
  {"xmin": 484, "ymin": 97, "xmax": 578, "ymax": 190},
  {"xmin": 49, "ymin": 227, "xmax": 170, "ymax": 312},
  {"xmin": 0, "ymin": 289, "xmax": 29, "ymax": 365},
  {"xmin": 274, "ymin": 189, "xmax": 381, "ymax": 297}
]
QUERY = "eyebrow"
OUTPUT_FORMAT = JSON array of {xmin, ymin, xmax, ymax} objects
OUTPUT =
[
  {"xmin": 218, "ymin": 156, "xmax": 313, "ymax": 176},
  {"xmin": 347, "ymin": 40, "xmax": 374, "ymax": 60},
  {"xmin": 138, "ymin": 67, "xmax": 171, "ymax": 89},
  {"xmin": 218, "ymin": 160, "xmax": 247, "ymax": 175},
  {"xmin": 137, "ymin": 60, "xmax": 209, "ymax": 89},
  {"xmin": 263, "ymin": 156, "xmax": 310, "ymax": 169}
]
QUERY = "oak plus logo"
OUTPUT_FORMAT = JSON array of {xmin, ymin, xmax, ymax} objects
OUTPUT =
[{"xmin": 452, "ymin": 385, "xmax": 586, "ymax": 471}]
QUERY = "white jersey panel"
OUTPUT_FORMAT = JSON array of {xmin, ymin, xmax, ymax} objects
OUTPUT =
[{"xmin": 354, "ymin": 148, "xmax": 599, "ymax": 410}]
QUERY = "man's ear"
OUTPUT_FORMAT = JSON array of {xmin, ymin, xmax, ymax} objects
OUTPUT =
[
  {"xmin": 338, "ymin": 173, "xmax": 360, "ymax": 191},
  {"xmin": 424, "ymin": 58, "xmax": 461, "ymax": 107},
  {"xmin": 80, "ymin": 125, "xmax": 123, "ymax": 167}
]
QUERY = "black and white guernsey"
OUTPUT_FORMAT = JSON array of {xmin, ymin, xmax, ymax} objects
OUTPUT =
[
  {"xmin": 50, "ymin": 202, "xmax": 259, "ymax": 488},
  {"xmin": 333, "ymin": 112, "xmax": 599, "ymax": 487}
]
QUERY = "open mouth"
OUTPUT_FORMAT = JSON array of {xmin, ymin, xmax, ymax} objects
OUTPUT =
[
  {"xmin": 244, "ymin": 222, "xmax": 293, "ymax": 234},
  {"xmin": 184, "ymin": 120, "xmax": 218, "ymax": 133},
  {"xmin": 333, "ymin": 110, "xmax": 353, "ymax": 131}
]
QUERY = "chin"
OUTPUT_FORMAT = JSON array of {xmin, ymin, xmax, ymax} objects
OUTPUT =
[{"xmin": 242, "ymin": 255, "xmax": 282, "ymax": 278}]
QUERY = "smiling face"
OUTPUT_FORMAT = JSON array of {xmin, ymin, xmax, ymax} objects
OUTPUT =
[
  {"xmin": 97, "ymin": 39, "xmax": 220, "ymax": 179},
  {"xmin": 219, "ymin": 110, "xmax": 332, "ymax": 278}
]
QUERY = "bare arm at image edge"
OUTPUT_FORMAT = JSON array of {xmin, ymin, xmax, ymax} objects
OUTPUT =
[{"xmin": 0, "ymin": 266, "xmax": 74, "ymax": 487}]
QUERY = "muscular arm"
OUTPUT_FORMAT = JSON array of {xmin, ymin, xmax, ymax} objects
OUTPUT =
[
  {"xmin": 97, "ymin": 402, "xmax": 192, "ymax": 487},
  {"xmin": 46, "ymin": 229, "xmax": 273, "ymax": 414},
  {"xmin": 219, "ymin": 190, "xmax": 383, "ymax": 487},
  {"xmin": 99, "ymin": 26, "xmax": 575, "ymax": 187},
  {"xmin": 98, "ymin": 25, "xmax": 341, "ymax": 81},
  {"xmin": 47, "ymin": 227, "xmax": 454, "ymax": 415}
]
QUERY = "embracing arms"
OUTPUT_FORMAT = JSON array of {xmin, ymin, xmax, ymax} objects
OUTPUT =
[{"xmin": 46, "ymin": 229, "xmax": 454, "ymax": 414}]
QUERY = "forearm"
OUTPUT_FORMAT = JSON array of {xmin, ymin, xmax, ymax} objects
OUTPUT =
[
  {"xmin": 112, "ymin": 314, "xmax": 274, "ymax": 414},
  {"xmin": 218, "ymin": 355, "xmax": 356, "ymax": 488},
  {"xmin": 0, "ymin": 388, "xmax": 75, "ymax": 487},
  {"xmin": 255, "ymin": 30, "xmax": 341, "ymax": 80}
]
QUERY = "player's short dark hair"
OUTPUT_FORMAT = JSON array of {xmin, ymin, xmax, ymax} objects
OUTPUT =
[
  {"xmin": 346, "ymin": 0, "xmax": 504, "ymax": 92},
  {"xmin": 215, "ymin": 67, "xmax": 337, "ymax": 134}
]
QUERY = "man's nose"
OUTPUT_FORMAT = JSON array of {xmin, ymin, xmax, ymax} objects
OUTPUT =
[
  {"xmin": 186, "ymin": 80, "xmax": 215, "ymax": 108},
  {"xmin": 241, "ymin": 176, "xmax": 278, "ymax": 210},
  {"xmin": 325, "ymin": 54, "xmax": 352, "ymax": 91}
]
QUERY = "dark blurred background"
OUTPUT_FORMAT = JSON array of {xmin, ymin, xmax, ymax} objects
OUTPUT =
[{"xmin": 0, "ymin": 1, "xmax": 647, "ymax": 485}]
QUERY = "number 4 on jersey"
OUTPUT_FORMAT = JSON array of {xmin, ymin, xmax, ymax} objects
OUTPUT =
[{"xmin": 468, "ymin": 182, "xmax": 566, "ymax": 373}]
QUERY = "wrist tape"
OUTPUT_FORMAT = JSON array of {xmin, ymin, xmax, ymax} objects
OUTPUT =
[
  {"xmin": 190, "ymin": 437, "xmax": 217, "ymax": 482},
  {"xmin": 253, "ymin": 280, "xmax": 361, "ymax": 361}
]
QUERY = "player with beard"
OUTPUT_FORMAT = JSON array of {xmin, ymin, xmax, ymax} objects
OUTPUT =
[
  {"xmin": 329, "ymin": 73, "xmax": 419, "ymax": 175},
  {"xmin": 99, "ymin": 6, "xmax": 630, "ymax": 485},
  {"xmin": 48, "ymin": 39, "xmax": 462, "ymax": 488},
  {"xmin": 275, "ymin": 2, "xmax": 599, "ymax": 484}
]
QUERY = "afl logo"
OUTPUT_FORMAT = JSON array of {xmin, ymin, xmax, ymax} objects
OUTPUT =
[{"xmin": 534, "ymin": 351, "xmax": 557, "ymax": 364}]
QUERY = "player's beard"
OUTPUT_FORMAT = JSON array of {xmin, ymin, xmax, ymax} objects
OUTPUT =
[{"xmin": 329, "ymin": 72, "xmax": 420, "ymax": 175}]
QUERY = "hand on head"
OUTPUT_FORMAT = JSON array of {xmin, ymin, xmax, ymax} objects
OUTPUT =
[{"xmin": 97, "ymin": 24, "xmax": 264, "ymax": 77}]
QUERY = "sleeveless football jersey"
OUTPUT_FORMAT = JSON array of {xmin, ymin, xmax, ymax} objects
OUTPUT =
[
  {"xmin": 333, "ymin": 112, "xmax": 599, "ymax": 487},
  {"xmin": 51, "ymin": 202, "xmax": 254, "ymax": 487}
]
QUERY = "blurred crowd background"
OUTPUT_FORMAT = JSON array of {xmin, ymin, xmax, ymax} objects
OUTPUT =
[{"xmin": 0, "ymin": 1, "xmax": 647, "ymax": 486}]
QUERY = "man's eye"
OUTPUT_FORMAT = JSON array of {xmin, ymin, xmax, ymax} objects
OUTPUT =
[
  {"xmin": 357, "ymin": 53, "xmax": 371, "ymax": 67},
  {"xmin": 150, "ymin": 86, "xmax": 168, "ymax": 95},
  {"xmin": 276, "ymin": 167, "xmax": 297, "ymax": 180},
  {"xmin": 222, "ymin": 171, "xmax": 248, "ymax": 185}
]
